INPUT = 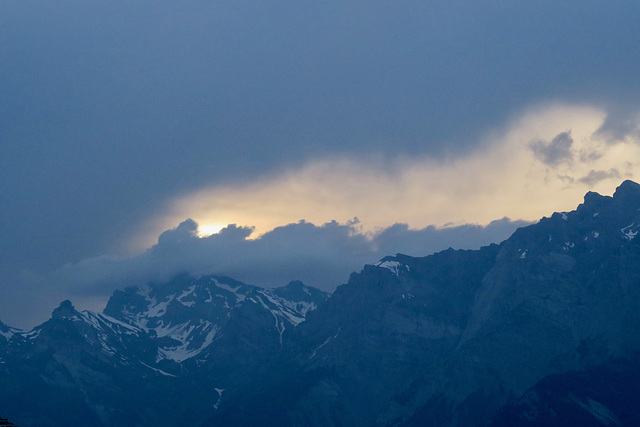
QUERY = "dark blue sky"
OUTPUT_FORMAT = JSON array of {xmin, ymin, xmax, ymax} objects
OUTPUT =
[{"xmin": 2, "ymin": 1, "xmax": 640, "ymax": 327}]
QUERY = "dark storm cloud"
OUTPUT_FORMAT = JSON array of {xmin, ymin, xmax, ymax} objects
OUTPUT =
[{"xmin": 529, "ymin": 131, "xmax": 574, "ymax": 167}]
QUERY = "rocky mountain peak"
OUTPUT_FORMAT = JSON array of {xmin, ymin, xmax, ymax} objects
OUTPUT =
[
  {"xmin": 614, "ymin": 179, "xmax": 640, "ymax": 197},
  {"xmin": 272, "ymin": 280, "xmax": 329, "ymax": 304},
  {"xmin": 611, "ymin": 179, "xmax": 640, "ymax": 213},
  {"xmin": 582, "ymin": 190, "xmax": 610, "ymax": 209},
  {"xmin": 51, "ymin": 299, "xmax": 77, "ymax": 320}
]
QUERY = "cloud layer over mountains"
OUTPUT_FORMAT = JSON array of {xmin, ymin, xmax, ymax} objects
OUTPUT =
[{"xmin": 54, "ymin": 217, "xmax": 529, "ymax": 301}]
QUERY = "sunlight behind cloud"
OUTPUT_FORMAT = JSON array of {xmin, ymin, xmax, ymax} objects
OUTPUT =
[
  {"xmin": 197, "ymin": 223, "xmax": 229, "ymax": 237},
  {"xmin": 147, "ymin": 103, "xmax": 640, "ymax": 247}
]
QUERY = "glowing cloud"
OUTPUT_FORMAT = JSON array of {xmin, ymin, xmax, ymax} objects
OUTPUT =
[
  {"xmin": 150, "ymin": 103, "xmax": 640, "ymax": 245},
  {"xmin": 197, "ymin": 223, "xmax": 229, "ymax": 237}
]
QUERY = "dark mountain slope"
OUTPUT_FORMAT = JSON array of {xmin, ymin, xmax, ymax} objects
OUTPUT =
[
  {"xmin": 212, "ymin": 180, "xmax": 640, "ymax": 426},
  {"xmin": 490, "ymin": 360, "xmax": 640, "ymax": 426}
]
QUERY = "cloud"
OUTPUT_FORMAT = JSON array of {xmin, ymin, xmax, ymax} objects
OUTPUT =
[
  {"xmin": 596, "ymin": 110, "xmax": 640, "ymax": 142},
  {"xmin": 156, "ymin": 218, "xmax": 200, "ymax": 245},
  {"xmin": 54, "ymin": 217, "xmax": 529, "ymax": 302},
  {"xmin": 372, "ymin": 218, "xmax": 530, "ymax": 257},
  {"xmin": 139, "ymin": 103, "xmax": 640, "ymax": 250},
  {"xmin": 578, "ymin": 169, "xmax": 621, "ymax": 186},
  {"xmin": 529, "ymin": 131, "xmax": 574, "ymax": 166}
]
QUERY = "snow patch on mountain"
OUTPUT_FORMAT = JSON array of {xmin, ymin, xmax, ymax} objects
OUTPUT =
[
  {"xmin": 257, "ymin": 290, "xmax": 307, "ymax": 326},
  {"xmin": 309, "ymin": 328, "xmax": 341, "ymax": 359},
  {"xmin": 156, "ymin": 320, "xmax": 221, "ymax": 362},
  {"xmin": 140, "ymin": 361, "xmax": 177, "ymax": 377},
  {"xmin": 570, "ymin": 395, "xmax": 620, "ymax": 426},
  {"xmin": 177, "ymin": 285, "xmax": 197, "ymax": 307},
  {"xmin": 0, "ymin": 324, "xmax": 22, "ymax": 340},
  {"xmin": 81, "ymin": 311, "xmax": 142, "ymax": 336},
  {"xmin": 213, "ymin": 279, "xmax": 247, "ymax": 303},
  {"xmin": 621, "ymin": 223, "xmax": 639, "ymax": 240},
  {"xmin": 375, "ymin": 259, "xmax": 410, "ymax": 276},
  {"xmin": 99, "ymin": 275, "xmax": 328, "ymax": 362},
  {"xmin": 213, "ymin": 388, "xmax": 225, "ymax": 410}
]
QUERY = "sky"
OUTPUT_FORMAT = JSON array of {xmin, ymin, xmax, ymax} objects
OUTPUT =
[{"xmin": 2, "ymin": 1, "xmax": 640, "ymax": 328}]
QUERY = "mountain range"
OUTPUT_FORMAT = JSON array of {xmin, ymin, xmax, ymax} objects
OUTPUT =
[{"xmin": 3, "ymin": 180, "xmax": 640, "ymax": 426}]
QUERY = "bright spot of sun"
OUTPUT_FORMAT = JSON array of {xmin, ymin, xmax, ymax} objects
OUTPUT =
[{"xmin": 197, "ymin": 223, "xmax": 227, "ymax": 237}]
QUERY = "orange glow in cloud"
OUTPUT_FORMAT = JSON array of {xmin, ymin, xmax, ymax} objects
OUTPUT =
[{"xmin": 142, "ymin": 103, "xmax": 640, "ymax": 248}]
